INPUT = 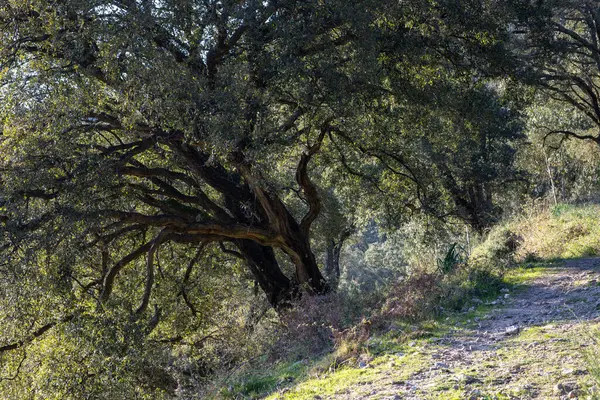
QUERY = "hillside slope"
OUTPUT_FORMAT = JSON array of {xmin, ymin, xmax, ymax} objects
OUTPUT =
[{"xmin": 266, "ymin": 259, "xmax": 600, "ymax": 399}]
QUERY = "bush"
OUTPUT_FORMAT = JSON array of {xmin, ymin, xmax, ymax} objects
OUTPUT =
[
  {"xmin": 272, "ymin": 295, "xmax": 342, "ymax": 360},
  {"xmin": 379, "ymin": 261, "xmax": 504, "ymax": 321},
  {"xmin": 511, "ymin": 203, "xmax": 600, "ymax": 260},
  {"xmin": 379, "ymin": 271, "xmax": 444, "ymax": 321},
  {"xmin": 470, "ymin": 224, "xmax": 522, "ymax": 269}
]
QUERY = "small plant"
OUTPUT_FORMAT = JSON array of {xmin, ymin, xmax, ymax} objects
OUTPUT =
[
  {"xmin": 437, "ymin": 243, "xmax": 465, "ymax": 275},
  {"xmin": 583, "ymin": 328, "xmax": 600, "ymax": 399},
  {"xmin": 470, "ymin": 225, "xmax": 521, "ymax": 269},
  {"xmin": 551, "ymin": 203, "xmax": 574, "ymax": 217}
]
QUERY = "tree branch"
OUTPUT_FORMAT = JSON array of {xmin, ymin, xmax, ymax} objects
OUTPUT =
[
  {"xmin": 297, "ymin": 124, "xmax": 329, "ymax": 235},
  {"xmin": 0, "ymin": 315, "xmax": 74, "ymax": 353},
  {"xmin": 100, "ymin": 240, "xmax": 154, "ymax": 302},
  {"xmin": 135, "ymin": 229, "xmax": 172, "ymax": 316}
]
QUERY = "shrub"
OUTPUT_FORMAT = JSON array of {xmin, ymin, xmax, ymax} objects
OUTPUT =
[
  {"xmin": 470, "ymin": 224, "xmax": 522, "ymax": 269},
  {"xmin": 379, "ymin": 260, "xmax": 504, "ymax": 321},
  {"xmin": 509, "ymin": 203, "xmax": 600, "ymax": 260},
  {"xmin": 379, "ymin": 271, "xmax": 444, "ymax": 321}
]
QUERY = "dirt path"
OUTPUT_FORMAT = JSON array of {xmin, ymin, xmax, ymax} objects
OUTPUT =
[{"xmin": 352, "ymin": 258, "xmax": 600, "ymax": 399}]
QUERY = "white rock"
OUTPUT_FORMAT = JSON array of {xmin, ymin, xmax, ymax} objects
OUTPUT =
[{"xmin": 505, "ymin": 325, "xmax": 520, "ymax": 335}]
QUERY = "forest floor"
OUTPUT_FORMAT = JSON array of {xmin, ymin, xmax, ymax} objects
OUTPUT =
[{"xmin": 266, "ymin": 258, "xmax": 600, "ymax": 399}]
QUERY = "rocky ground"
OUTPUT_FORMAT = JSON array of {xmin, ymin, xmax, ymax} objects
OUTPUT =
[
  {"xmin": 273, "ymin": 258, "xmax": 600, "ymax": 399},
  {"xmin": 367, "ymin": 258, "xmax": 600, "ymax": 399}
]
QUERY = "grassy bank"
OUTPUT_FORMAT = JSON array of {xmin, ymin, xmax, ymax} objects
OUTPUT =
[
  {"xmin": 215, "ymin": 203, "xmax": 600, "ymax": 399},
  {"xmin": 512, "ymin": 203, "xmax": 600, "ymax": 261}
]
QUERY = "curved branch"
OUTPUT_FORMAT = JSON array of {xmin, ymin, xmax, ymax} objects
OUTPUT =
[
  {"xmin": 0, "ymin": 350, "xmax": 27, "ymax": 381},
  {"xmin": 107, "ymin": 211, "xmax": 189, "ymax": 228},
  {"xmin": 185, "ymin": 224, "xmax": 282, "ymax": 247},
  {"xmin": 219, "ymin": 241, "xmax": 244, "ymax": 259},
  {"xmin": 179, "ymin": 243, "xmax": 208, "ymax": 317},
  {"xmin": 170, "ymin": 143, "xmax": 253, "ymax": 205},
  {"xmin": 135, "ymin": 229, "xmax": 172, "ymax": 316},
  {"xmin": 87, "ymin": 224, "xmax": 146, "ymax": 247},
  {"xmin": 122, "ymin": 162, "xmax": 233, "ymax": 222},
  {"xmin": 553, "ymin": 21, "xmax": 600, "ymax": 56},
  {"xmin": 297, "ymin": 124, "xmax": 329, "ymax": 235},
  {"xmin": 119, "ymin": 165, "xmax": 197, "ymax": 187},
  {"xmin": 544, "ymin": 128, "xmax": 600, "ymax": 143},
  {"xmin": 0, "ymin": 315, "xmax": 74, "ymax": 353},
  {"xmin": 100, "ymin": 240, "xmax": 154, "ymax": 302}
]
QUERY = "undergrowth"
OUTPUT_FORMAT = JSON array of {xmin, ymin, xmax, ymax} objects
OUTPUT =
[
  {"xmin": 215, "ymin": 203, "xmax": 600, "ymax": 399},
  {"xmin": 514, "ymin": 203, "xmax": 600, "ymax": 261},
  {"xmin": 214, "ymin": 257, "xmax": 506, "ymax": 399}
]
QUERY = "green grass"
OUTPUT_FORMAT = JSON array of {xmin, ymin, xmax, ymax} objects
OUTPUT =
[
  {"xmin": 516, "ymin": 203, "xmax": 600, "ymax": 261},
  {"xmin": 218, "ymin": 361, "xmax": 309, "ymax": 399},
  {"xmin": 265, "ymin": 350, "xmax": 432, "ymax": 399},
  {"xmin": 511, "ymin": 325, "xmax": 562, "ymax": 341},
  {"xmin": 582, "ymin": 326, "xmax": 600, "ymax": 399},
  {"xmin": 504, "ymin": 264, "xmax": 548, "ymax": 286}
]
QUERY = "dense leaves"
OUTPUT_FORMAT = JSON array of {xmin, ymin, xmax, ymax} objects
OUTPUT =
[{"xmin": 0, "ymin": 0, "xmax": 597, "ymax": 398}]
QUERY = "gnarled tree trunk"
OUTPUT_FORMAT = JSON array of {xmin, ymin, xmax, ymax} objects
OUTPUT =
[{"xmin": 235, "ymin": 240, "xmax": 295, "ymax": 308}]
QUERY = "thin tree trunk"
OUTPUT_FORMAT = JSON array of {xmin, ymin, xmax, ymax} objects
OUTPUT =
[
  {"xmin": 545, "ymin": 150, "xmax": 558, "ymax": 206},
  {"xmin": 324, "ymin": 228, "xmax": 352, "ymax": 290},
  {"xmin": 325, "ymin": 239, "xmax": 335, "ymax": 278}
]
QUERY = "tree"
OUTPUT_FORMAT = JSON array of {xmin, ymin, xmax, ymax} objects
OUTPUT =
[
  {"xmin": 0, "ymin": 0, "xmax": 383, "ymax": 313},
  {"xmin": 323, "ymin": 81, "xmax": 526, "ymax": 233},
  {"xmin": 306, "ymin": 0, "xmax": 527, "ymax": 233},
  {"xmin": 519, "ymin": 96, "xmax": 600, "ymax": 204},
  {"xmin": 0, "ymin": 0, "xmax": 532, "ymax": 395},
  {"xmin": 416, "ymin": 84, "xmax": 526, "ymax": 232},
  {"xmin": 507, "ymin": 0, "xmax": 600, "ymax": 145},
  {"xmin": 0, "ymin": 0, "xmax": 392, "ymax": 395}
]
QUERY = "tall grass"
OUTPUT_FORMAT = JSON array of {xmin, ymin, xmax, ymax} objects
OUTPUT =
[{"xmin": 473, "ymin": 203, "xmax": 600, "ymax": 264}]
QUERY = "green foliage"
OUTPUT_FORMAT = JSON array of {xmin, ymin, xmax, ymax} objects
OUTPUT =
[
  {"xmin": 441, "ymin": 266, "xmax": 505, "ymax": 312},
  {"xmin": 469, "ymin": 203, "xmax": 600, "ymax": 272},
  {"xmin": 518, "ymin": 98, "xmax": 600, "ymax": 205},
  {"xmin": 518, "ymin": 204, "xmax": 600, "ymax": 260},
  {"xmin": 505, "ymin": 0, "xmax": 600, "ymax": 147},
  {"xmin": 470, "ymin": 224, "xmax": 521, "ymax": 270},
  {"xmin": 0, "ymin": 0, "xmax": 600, "ymax": 397},
  {"xmin": 437, "ymin": 243, "xmax": 465, "ymax": 275},
  {"xmin": 218, "ymin": 360, "xmax": 308, "ymax": 399}
]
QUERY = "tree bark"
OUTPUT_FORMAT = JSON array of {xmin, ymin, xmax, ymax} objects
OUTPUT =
[
  {"xmin": 284, "ymin": 235, "xmax": 329, "ymax": 295},
  {"xmin": 325, "ymin": 227, "xmax": 352, "ymax": 290},
  {"xmin": 235, "ymin": 239, "xmax": 295, "ymax": 308}
]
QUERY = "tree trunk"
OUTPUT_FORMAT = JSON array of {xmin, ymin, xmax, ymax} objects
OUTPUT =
[
  {"xmin": 325, "ymin": 227, "xmax": 352, "ymax": 290},
  {"xmin": 325, "ymin": 239, "xmax": 335, "ymax": 278},
  {"xmin": 325, "ymin": 240, "xmax": 342, "ymax": 288},
  {"xmin": 332, "ymin": 243, "xmax": 342, "ymax": 281},
  {"xmin": 284, "ymin": 235, "xmax": 329, "ymax": 295},
  {"xmin": 235, "ymin": 239, "xmax": 295, "ymax": 309}
]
